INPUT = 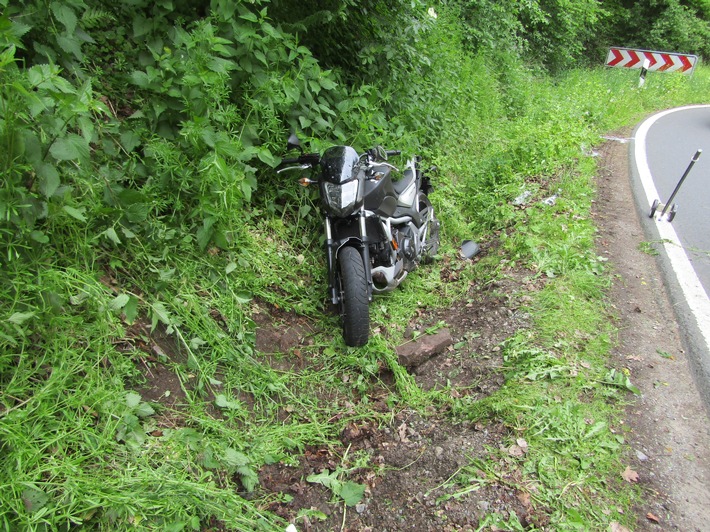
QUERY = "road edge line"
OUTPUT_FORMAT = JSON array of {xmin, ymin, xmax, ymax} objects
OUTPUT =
[{"xmin": 632, "ymin": 106, "xmax": 710, "ymax": 392}]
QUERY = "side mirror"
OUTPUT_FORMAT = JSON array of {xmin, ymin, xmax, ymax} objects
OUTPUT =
[{"xmin": 287, "ymin": 133, "xmax": 303, "ymax": 153}]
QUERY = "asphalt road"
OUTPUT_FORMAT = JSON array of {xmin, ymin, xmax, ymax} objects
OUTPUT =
[
  {"xmin": 645, "ymin": 107, "xmax": 710, "ymax": 285},
  {"xmin": 631, "ymin": 105, "xmax": 710, "ymax": 405}
]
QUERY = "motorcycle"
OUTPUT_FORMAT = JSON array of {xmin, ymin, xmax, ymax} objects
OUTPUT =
[{"xmin": 277, "ymin": 134, "xmax": 440, "ymax": 346}]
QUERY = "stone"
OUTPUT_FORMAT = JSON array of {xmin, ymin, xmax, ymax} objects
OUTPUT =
[{"xmin": 396, "ymin": 328, "xmax": 453, "ymax": 367}]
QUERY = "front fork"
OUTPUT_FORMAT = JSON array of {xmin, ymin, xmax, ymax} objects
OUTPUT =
[{"xmin": 325, "ymin": 209, "xmax": 374, "ymax": 306}]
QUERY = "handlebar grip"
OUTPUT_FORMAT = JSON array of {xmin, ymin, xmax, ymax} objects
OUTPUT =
[
  {"xmin": 386, "ymin": 150, "xmax": 401, "ymax": 157},
  {"xmin": 281, "ymin": 157, "xmax": 300, "ymax": 164}
]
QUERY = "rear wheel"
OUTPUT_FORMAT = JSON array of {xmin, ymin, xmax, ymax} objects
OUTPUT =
[{"xmin": 338, "ymin": 246, "xmax": 370, "ymax": 346}]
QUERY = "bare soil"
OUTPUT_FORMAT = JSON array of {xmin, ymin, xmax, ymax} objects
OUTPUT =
[
  {"xmin": 257, "ymin": 269, "xmax": 539, "ymax": 532},
  {"xmin": 132, "ymin": 134, "xmax": 710, "ymax": 531}
]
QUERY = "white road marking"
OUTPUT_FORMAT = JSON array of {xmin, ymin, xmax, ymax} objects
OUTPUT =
[{"xmin": 634, "ymin": 105, "xmax": 710, "ymax": 353}]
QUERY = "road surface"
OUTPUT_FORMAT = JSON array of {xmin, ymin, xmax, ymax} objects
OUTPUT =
[{"xmin": 631, "ymin": 105, "xmax": 710, "ymax": 406}]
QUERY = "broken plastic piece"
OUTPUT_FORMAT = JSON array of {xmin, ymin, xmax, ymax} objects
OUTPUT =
[{"xmin": 461, "ymin": 240, "xmax": 481, "ymax": 259}]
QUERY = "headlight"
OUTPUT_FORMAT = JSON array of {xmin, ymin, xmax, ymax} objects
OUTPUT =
[{"xmin": 323, "ymin": 180, "xmax": 360, "ymax": 216}]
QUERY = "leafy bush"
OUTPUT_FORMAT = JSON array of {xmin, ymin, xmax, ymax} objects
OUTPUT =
[
  {"xmin": 617, "ymin": 0, "xmax": 710, "ymax": 58},
  {"xmin": 0, "ymin": 38, "xmax": 108, "ymax": 266}
]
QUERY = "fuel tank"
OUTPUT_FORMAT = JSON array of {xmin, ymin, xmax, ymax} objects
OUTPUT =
[{"xmin": 363, "ymin": 166, "xmax": 398, "ymax": 217}]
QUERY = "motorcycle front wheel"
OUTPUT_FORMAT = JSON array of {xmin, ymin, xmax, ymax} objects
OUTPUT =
[{"xmin": 337, "ymin": 246, "xmax": 370, "ymax": 347}]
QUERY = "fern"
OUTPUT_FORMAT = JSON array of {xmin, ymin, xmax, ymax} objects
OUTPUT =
[{"xmin": 80, "ymin": 6, "xmax": 115, "ymax": 29}]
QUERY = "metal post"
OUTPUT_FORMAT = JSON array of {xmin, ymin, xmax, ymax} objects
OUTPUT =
[
  {"xmin": 639, "ymin": 58, "xmax": 650, "ymax": 88},
  {"xmin": 660, "ymin": 149, "xmax": 702, "ymax": 218}
]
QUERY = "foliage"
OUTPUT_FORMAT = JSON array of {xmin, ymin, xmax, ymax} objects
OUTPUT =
[
  {"xmin": 0, "ymin": 44, "xmax": 106, "ymax": 265},
  {"xmin": 3, "ymin": 0, "xmax": 710, "ymax": 528},
  {"xmin": 521, "ymin": 0, "xmax": 608, "ymax": 72},
  {"xmin": 452, "ymin": 0, "xmax": 608, "ymax": 72},
  {"xmin": 452, "ymin": 0, "xmax": 710, "ymax": 71},
  {"xmin": 306, "ymin": 446, "xmax": 368, "ymax": 507},
  {"xmin": 610, "ymin": 0, "xmax": 710, "ymax": 58}
]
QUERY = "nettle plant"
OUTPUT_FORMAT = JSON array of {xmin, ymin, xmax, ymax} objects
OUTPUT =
[
  {"xmin": 123, "ymin": 2, "xmax": 375, "ymax": 251},
  {"xmin": 0, "ymin": 32, "xmax": 109, "ymax": 263}
]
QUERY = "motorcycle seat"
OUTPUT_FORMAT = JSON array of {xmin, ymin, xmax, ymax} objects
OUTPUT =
[{"xmin": 393, "ymin": 168, "xmax": 415, "ymax": 195}]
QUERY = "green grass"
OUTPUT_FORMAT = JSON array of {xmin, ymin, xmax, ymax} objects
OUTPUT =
[
  {"xmin": 454, "ymin": 273, "xmax": 634, "ymax": 528},
  {"xmin": 3, "ymin": 45, "xmax": 710, "ymax": 531}
]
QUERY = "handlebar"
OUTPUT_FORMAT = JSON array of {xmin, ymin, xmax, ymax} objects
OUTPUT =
[
  {"xmin": 278, "ymin": 153, "xmax": 320, "ymax": 167},
  {"xmin": 276, "ymin": 152, "xmax": 321, "ymax": 174},
  {"xmin": 279, "ymin": 148, "xmax": 403, "ymax": 174},
  {"xmin": 364, "ymin": 147, "xmax": 401, "ymax": 162},
  {"xmin": 282, "ymin": 148, "xmax": 400, "ymax": 167}
]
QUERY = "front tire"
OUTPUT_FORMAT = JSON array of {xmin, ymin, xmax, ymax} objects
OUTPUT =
[{"xmin": 338, "ymin": 246, "xmax": 370, "ymax": 347}]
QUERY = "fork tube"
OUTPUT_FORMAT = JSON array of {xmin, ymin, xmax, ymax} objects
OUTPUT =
[
  {"xmin": 324, "ymin": 217, "xmax": 338, "ymax": 304},
  {"xmin": 358, "ymin": 208, "xmax": 374, "ymax": 301}
]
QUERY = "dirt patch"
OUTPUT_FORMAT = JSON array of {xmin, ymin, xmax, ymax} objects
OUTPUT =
[
  {"xmin": 120, "ymin": 320, "xmax": 189, "ymax": 408},
  {"xmin": 253, "ymin": 300, "xmax": 318, "ymax": 358},
  {"xmin": 413, "ymin": 270, "xmax": 533, "ymax": 396},
  {"xmin": 256, "ymin": 270, "xmax": 543, "ymax": 531},
  {"xmin": 260, "ymin": 411, "xmax": 542, "ymax": 531},
  {"xmin": 594, "ymin": 131, "xmax": 710, "ymax": 530},
  {"xmin": 115, "ymin": 285, "xmax": 529, "ymax": 529}
]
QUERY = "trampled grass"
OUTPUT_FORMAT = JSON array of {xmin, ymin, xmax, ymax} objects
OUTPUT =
[{"xmin": 3, "ymin": 44, "xmax": 710, "ymax": 531}]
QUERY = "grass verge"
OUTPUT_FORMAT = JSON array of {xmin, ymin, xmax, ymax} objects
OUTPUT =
[{"xmin": 3, "ymin": 61, "xmax": 710, "ymax": 530}]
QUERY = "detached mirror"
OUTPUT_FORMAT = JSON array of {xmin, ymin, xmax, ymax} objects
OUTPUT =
[{"xmin": 287, "ymin": 133, "xmax": 303, "ymax": 153}]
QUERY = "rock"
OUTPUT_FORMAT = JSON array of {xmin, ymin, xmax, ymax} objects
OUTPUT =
[{"xmin": 396, "ymin": 329, "xmax": 453, "ymax": 367}]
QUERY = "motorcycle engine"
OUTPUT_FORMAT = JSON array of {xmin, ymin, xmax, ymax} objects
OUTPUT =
[
  {"xmin": 394, "ymin": 226, "xmax": 418, "ymax": 270},
  {"xmin": 402, "ymin": 236, "xmax": 416, "ymax": 260}
]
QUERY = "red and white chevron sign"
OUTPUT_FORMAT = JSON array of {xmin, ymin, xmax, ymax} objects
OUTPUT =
[{"xmin": 605, "ymin": 47, "xmax": 698, "ymax": 75}]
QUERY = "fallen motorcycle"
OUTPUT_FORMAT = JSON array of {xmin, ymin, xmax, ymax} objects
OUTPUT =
[{"xmin": 277, "ymin": 134, "xmax": 440, "ymax": 346}]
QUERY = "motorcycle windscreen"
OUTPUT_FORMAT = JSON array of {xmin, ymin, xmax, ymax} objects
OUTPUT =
[{"xmin": 319, "ymin": 146, "xmax": 359, "ymax": 184}]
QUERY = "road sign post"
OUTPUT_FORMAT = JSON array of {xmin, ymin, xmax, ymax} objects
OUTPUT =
[{"xmin": 639, "ymin": 58, "xmax": 650, "ymax": 87}]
